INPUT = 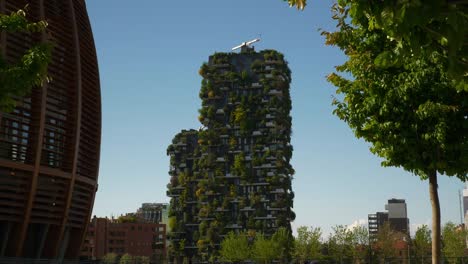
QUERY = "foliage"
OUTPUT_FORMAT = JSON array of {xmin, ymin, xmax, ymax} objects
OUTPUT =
[
  {"xmin": 442, "ymin": 222, "xmax": 467, "ymax": 264},
  {"xmin": 138, "ymin": 256, "xmax": 151, "ymax": 264},
  {"xmin": 325, "ymin": 5, "xmax": 467, "ymax": 180},
  {"xmin": 252, "ymin": 234, "xmax": 280, "ymax": 264},
  {"xmin": 413, "ymin": 225, "xmax": 431, "ymax": 261},
  {"xmin": 294, "ymin": 226, "xmax": 323, "ymax": 263},
  {"xmin": 285, "ymin": 0, "xmax": 467, "ymax": 89},
  {"xmin": 323, "ymin": 3, "xmax": 467, "ymax": 263},
  {"xmin": 374, "ymin": 222, "xmax": 403, "ymax": 259},
  {"xmin": 102, "ymin": 253, "xmax": 118, "ymax": 264},
  {"xmin": 349, "ymin": 225, "xmax": 369, "ymax": 261},
  {"xmin": 328, "ymin": 225, "xmax": 353, "ymax": 263},
  {"xmin": 271, "ymin": 227, "xmax": 293, "ymax": 262},
  {"xmin": 0, "ymin": 7, "xmax": 51, "ymax": 111},
  {"xmin": 219, "ymin": 232, "xmax": 251, "ymax": 263},
  {"xmin": 119, "ymin": 254, "xmax": 132, "ymax": 264},
  {"xmin": 283, "ymin": 0, "xmax": 306, "ymax": 10},
  {"xmin": 116, "ymin": 214, "xmax": 137, "ymax": 223}
]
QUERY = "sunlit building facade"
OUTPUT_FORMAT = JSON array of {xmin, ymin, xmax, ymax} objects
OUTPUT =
[{"xmin": 0, "ymin": 0, "xmax": 101, "ymax": 259}]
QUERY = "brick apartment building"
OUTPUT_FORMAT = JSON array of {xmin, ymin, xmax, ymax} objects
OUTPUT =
[{"xmin": 80, "ymin": 217, "xmax": 166, "ymax": 261}]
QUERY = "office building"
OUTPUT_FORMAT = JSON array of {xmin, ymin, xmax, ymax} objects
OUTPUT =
[
  {"xmin": 136, "ymin": 203, "xmax": 169, "ymax": 224},
  {"xmin": 0, "ymin": 0, "xmax": 101, "ymax": 259},
  {"xmin": 167, "ymin": 46, "xmax": 295, "ymax": 262},
  {"xmin": 368, "ymin": 199, "xmax": 410, "ymax": 240}
]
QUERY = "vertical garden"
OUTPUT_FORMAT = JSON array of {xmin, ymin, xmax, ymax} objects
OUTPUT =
[{"xmin": 167, "ymin": 49, "xmax": 295, "ymax": 263}]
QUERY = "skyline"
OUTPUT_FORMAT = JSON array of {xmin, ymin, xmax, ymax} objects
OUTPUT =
[{"xmin": 85, "ymin": 0, "xmax": 465, "ymax": 237}]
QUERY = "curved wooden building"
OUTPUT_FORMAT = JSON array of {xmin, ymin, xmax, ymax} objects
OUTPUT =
[{"xmin": 0, "ymin": 0, "xmax": 101, "ymax": 259}]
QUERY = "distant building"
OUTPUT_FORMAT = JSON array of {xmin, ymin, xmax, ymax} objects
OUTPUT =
[
  {"xmin": 368, "ymin": 199, "xmax": 410, "ymax": 240},
  {"xmin": 80, "ymin": 217, "xmax": 166, "ymax": 261},
  {"xmin": 136, "ymin": 203, "xmax": 169, "ymax": 224},
  {"xmin": 463, "ymin": 185, "xmax": 468, "ymax": 224},
  {"xmin": 463, "ymin": 185, "xmax": 468, "ymax": 216},
  {"xmin": 368, "ymin": 212, "xmax": 389, "ymax": 237}
]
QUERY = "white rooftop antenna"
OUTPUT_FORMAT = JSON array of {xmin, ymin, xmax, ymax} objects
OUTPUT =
[{"xmin": 232, "ymin": 38, "xmax": 261, "ymax": 52}]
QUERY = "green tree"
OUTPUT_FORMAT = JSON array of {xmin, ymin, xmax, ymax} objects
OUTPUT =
[
  {"xmin": 284, "ymin": 0, "xmax": 467, "ymax": 88},
  {"xmin": 252, "ymin": 234, "xmax": 279, "ymax": 264},
  {"xmin": 102, "ymin": 253, "xmax": 118, "ymax": 264},
  {"xmin": 134, "ymin": 256, "xmax": 150, "ymax": 264},
  {"xmin": 375, "ymin": 223, "xmax": 401, "ymax": 261},
  {"xmin": 349, "ymin": 226, "xmax": 369, "ymax": 264},
  {"xmin": 119, "ymin": 254, "xmax": 133, "ymax": 264},
  {"xmin": 0, "ymin": 7, "xmax": 51, "ymax": 111},
  {"xmin": 328, "ymin": 225, "xmax": 353, "ymax": 264},
  {"xmin": 321, "ymin": 4, "xmax": 467, "ymax": 264},
  {"xmin": 293, "ymin": 226, "xmax": 323, "ymax": 263},
  {"xmin": 219, "ymin": 232, "xmax": 251, "ymax": 263},
  {"xmin": 271, "ymin": 227, "xmax": 293, "ymax": 263},
  {"xmin": 442, "ymin": 222, "xmax": 467, "ymax": 264},
  {"xmin": 413, "ymin": 225, "xmax": 432, "ymax": 264}
]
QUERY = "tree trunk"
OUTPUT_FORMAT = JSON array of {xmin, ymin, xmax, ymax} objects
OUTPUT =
[{"xmin": 428, "ymin": 170, "xmax": 441, "ymax": 264}]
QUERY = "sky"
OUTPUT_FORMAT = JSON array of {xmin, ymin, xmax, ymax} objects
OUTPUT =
[{"xmin": 85, "ymin": 0, "xmax": 465, "ymax": 237}]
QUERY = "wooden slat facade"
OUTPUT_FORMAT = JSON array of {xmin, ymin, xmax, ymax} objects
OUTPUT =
[{"xmin": 0, "ymin": 0, "xmax": 101, "ymax": 260}]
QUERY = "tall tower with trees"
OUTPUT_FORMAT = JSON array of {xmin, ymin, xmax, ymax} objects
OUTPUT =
[{"xmin": 167, "ymin": 46, "xmax": 295, "ymax": 262}]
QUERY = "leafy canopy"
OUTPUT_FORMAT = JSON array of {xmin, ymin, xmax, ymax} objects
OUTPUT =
[
  {"xmin": 294, "ymin": 226, "xmax": 323, "ymax": 263},
  {"xmin": 442, "ymin": 222, "xmax": 467, "ymax": 263},
  {"xmin": 323, "ymin": 4, "xmax": 467, "ymax": 180},
  {"xmin": 413, "ymin": 225, "xmax": 431, "ymax": 259},
  {"xmin": 284, "ymin": 0, "xmax": 467, "ymax": 89},
  {"xmin": 0, "ymin": 6, "xmax": 51, "ymax": 111},
  {"xmin": 219, "ymin": 231, "xmax": 251, "ymax": 263}
]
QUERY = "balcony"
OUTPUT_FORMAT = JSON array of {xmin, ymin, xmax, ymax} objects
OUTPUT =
[
  {"xmin": 226, "ymin": 224, "xmax": 243, "ymax": 229},
  {"xmin": 270, "ymin": 188, "xmax": 285, "ymax": 194},
  {"xmin": 166, "ymin": 191, "xmax": 180, "ymax": 198},
  {"xmin": 252, "ymin": 131, "xmax": 262, "ymax": 136},
  {"xmin": 199, "ymin": 217, "xmax": 215, "ymax": 221},
  {"xmin": 265, "ymin": 60, "xmax": 283, "ymax": 65},
  {"xmin": 252, "ymin": 82, "xmax": 262, "ymax": 88},
  {"xmin": 266, "ymin": 121, "xmax": 275, "ymax": 127},
  {"xmin": 224, "ymin": 173, "xmax": 239, "ymax": 179},
  {"xmin": 269, "ymin": 89, "xmax": 282, "ymax": 96},
  {"xmin": 216, "ymin": 157, "xmax": 225, "ymax": 162},
  {"xmin": 212, "ymin": 63, "xmax": 230, "ymax": 68},
  {"xmin": 216, "ymin": 109, "xmax": 225, "ymax": 115},
  {"xmin": 240, "ymin": 206, "xmax": 255, "ymax": 212},
  {"xmin": 254, "ymin": 215, "xmax": 276, "ymax": 220}
]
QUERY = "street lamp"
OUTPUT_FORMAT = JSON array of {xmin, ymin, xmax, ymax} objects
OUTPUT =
[{"xmin": 403, "ymin": 236, "xmax": 410, "ymax": 264}]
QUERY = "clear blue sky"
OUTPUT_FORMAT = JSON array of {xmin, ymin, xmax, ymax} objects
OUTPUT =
[{"xmin": 85, "ymin": 0, "xmax": 464, "ymax": 237}]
